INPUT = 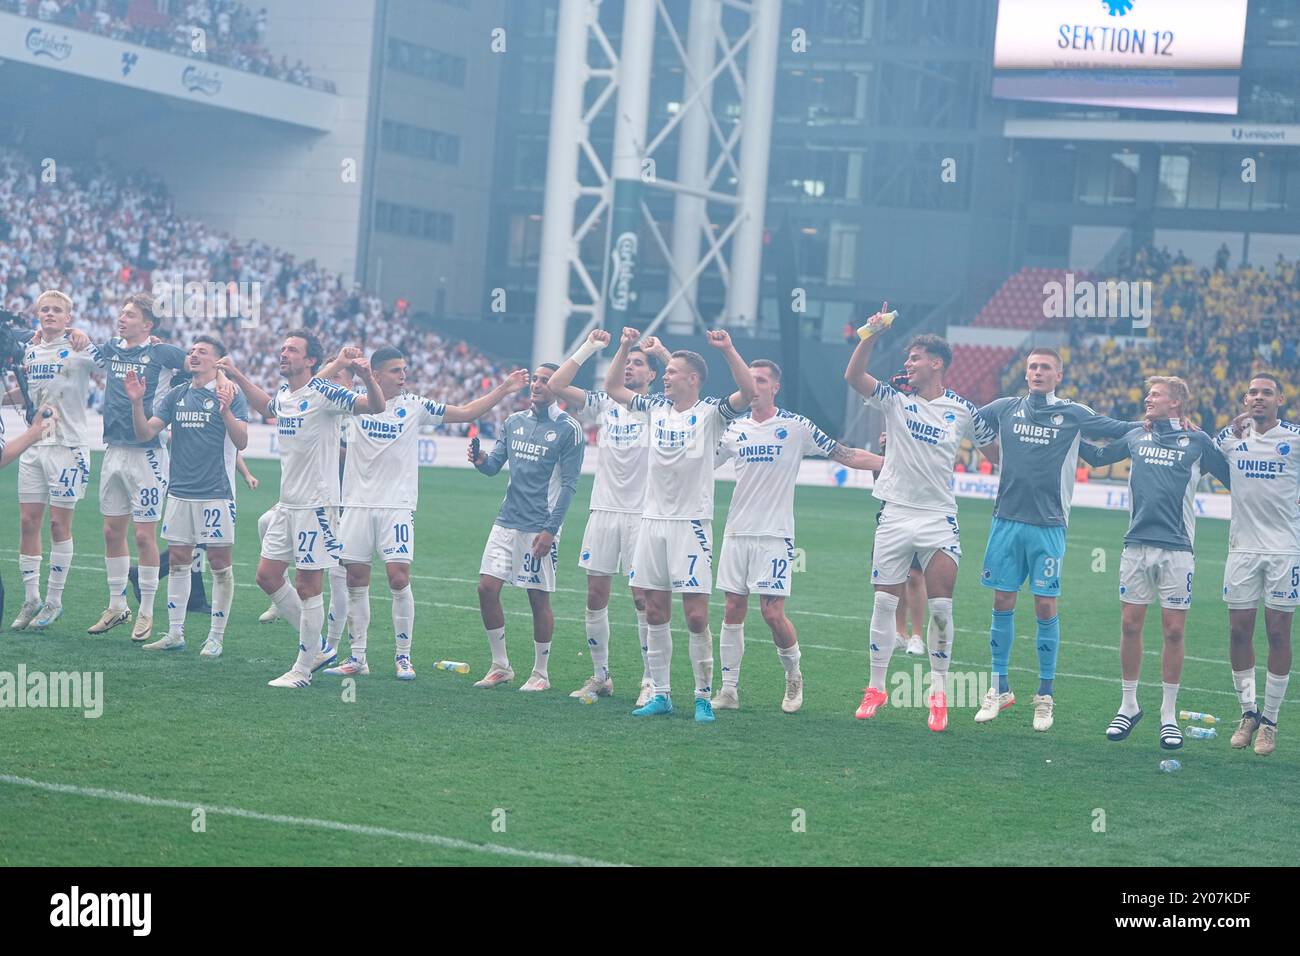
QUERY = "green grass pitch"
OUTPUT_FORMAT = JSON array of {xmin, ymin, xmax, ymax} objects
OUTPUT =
[{"xmin": 1, "ymin": 454, "xmax": 1296, "ymax": 867}]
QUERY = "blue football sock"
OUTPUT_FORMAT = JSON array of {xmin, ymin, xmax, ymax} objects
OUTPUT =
[
  {"xmin": 990, "ymin": 609, "xmax": 1014, "ymax": 693},
  {"xmin": 1036, "ymin": 615, "xmax": 1060, "ymax": 696}
]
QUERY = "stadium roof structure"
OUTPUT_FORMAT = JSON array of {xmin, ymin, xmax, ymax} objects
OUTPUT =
[{"xmin": 0, "ymin": 11, "xmax": 336, "ymax": 132}]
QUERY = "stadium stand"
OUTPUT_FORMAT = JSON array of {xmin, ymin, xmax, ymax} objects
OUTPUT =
[
  {"xmin": 4, "ymin": 0, "xmax": 336, "ymax": 92},
  {"xmin": 0, "ymin": 147, "xmax": 524, "ymax": 436}
]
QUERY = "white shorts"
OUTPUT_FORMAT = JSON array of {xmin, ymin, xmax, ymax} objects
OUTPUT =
[
  {"xmin": 98, "ymin": 445, "xmax": 169, "ymax": 521},
  {"xmin": 871, "ymin": 503, "xmax": 961, "ymax": 586},
  {"xmin": 260, "ymin": 505, "xmax": 342, "ymax": 570},
  {"xmin": 1223, "ymin": 552, "xmax": 1300, "ymax": 612},
  {"xmin": 717, "ymin": 535, "xmax": 797, "ymax": 597},
  {"xmin": 1119, "ymin": 544, "xmax": 1194, "ymax": 609},
  {"xmin": 630, "ymin": 518, "xmax": 713, "ymax": 594},
  {"xmin": 479, "ymin": 523, "xmax": 559, "ymax": 592},
  {"xmin": 162, "ymin": 496, "xmax": 236, "ymax": 547},
  {"xmin": 340, "ymin": 507, "xmax": 416, "ymax": 565},
  {"xmin": 18, "ymin": 445, "xmax": 90, "ymax": 507},
  {"xmin": 579, "ymin": 510, "xmax": 640, "ymax": 576}
]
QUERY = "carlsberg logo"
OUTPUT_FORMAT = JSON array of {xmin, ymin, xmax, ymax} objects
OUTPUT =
[
  {"xmin": 50, "ymin": 887, "xmax": 151, "ymax": 936},
  {"xmin": 609, "ymin": 232, "xmax": 638, "ymax": 313}
]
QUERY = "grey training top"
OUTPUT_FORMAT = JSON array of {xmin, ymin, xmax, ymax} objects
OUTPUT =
[
  {"xmin": 977, "ymin": 392, "xmax": 1135, "ymax": 527},
  {"xmin": 93, "ymin": 339, "xmax": 189, "ymax": 448},
  {"xmin": 476, "ymin": 403, "xmax": 586, "ymax": 535},
  {"xmin": 1080, "ymin": 420, "xmax": 1232, "ymax": 552},
  {"xmin": 153, "ymin": 381, "xmax": 250, "ymax": 500}
]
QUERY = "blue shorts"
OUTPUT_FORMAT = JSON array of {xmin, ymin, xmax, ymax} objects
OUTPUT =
[{"xmin": 981, "ymin": 517, "xmax": 1066, "ymax": 597}]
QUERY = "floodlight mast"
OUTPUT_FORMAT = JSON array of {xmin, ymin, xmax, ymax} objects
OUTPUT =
[{"xmin": 531, "ymin": 0, "xmax": 783, "ymax": 368}]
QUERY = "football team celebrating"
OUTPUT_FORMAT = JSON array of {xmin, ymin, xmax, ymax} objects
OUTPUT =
[{"xmin": 5, "ymin": 292, "xmax": 1293, "ymax": 756}]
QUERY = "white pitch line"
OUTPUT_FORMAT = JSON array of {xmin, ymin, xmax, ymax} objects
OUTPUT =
[{"xmin": 0, "ymin": 774, "xmax": 625, "ymax": 867}]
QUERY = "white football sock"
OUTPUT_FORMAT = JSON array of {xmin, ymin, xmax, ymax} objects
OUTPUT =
[
  {"xmin": 927, "ymin": 597, "xmax": 954, "ymax": 696},
  {"xmin": 106, "ymin": 555, "xmax": 130, "ymax": 611},
  {"xmin": 585, "ymin": 606, "xmax": 610, "ymax": 680},
  {"xmin": 777, "ymin": 642, "xmax": 801, "ymax": 678},
  {"xmin": 326, "ymin": 566, "xmax": 348, "ymax": 647},
  {"xmin": 486, "ymin": 626, "xmax": 508, "ymax": 669},
  {"xmin": 166, "ymin": 566, "xmax": 191, "ymax": 638},
  {"xmin": 719, "ymin": 622, "xmax": 744, "ymax": 689},
  {"xmin": 646, "ymin": 621, "xmax": 672, "ymax": 695},
  {"xmin": 1120, "ymin": 679, "xmax": 1140, "ymax": 716},
  {"xmin": 689, "ymin": 627, "xmax": 714, "ymax": 699},
  {"xmin": 138, "ymin": 564, "xmax": 160, "ymax": 617},
  {"xmin": 347, "ymin": 586, "xmax": 370, "ymax": 662},
  {"xmin": 293, "ymin": 593, "xmax": 324, "ymax": 675},
  {"xmin": 209, "ymin": 566, "xmax": 234, "ymax": 640},
  {"xmin": 533, "ymin": 640, "xmax": 551, "ymax": 679},
  {"xmin": 46, "ymin": 538, "xmax": 73, "ymax": 605},
  {"xmin": 392, "ymin": 584, "xmax": 414, "ymax": 658},
  {"xmin": 1232, "ymin": 667, "xmax": 1257, "ymax": 714},
  {"xmin": 19, "ymin": 554, "xmax": 41, "ymax": 604},
  {"xmin": 270, "ymin": 580, "xmax": 302, "ymax": 629},
  {"xmin": 868, "ymin": 592, "xmax": 900, "ymax": 691},
  {"xmin": 1160, "ymin": 682, "xmax": 1179, "ymax": 725},
  {"xmin": 1263, "ymin": 671, "xmax": 1290, "ymax": 724},
  {"xmin": 635, "ymin": 608, "xmax": 650, "ymax": 682}
]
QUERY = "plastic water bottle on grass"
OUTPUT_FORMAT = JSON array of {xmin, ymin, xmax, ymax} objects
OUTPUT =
[{"xmin": 1159, "ymin": 759, "xmax": 1181, "ymax": 773}]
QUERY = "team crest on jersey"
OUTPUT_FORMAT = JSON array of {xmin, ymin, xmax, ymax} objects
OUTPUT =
[
  {"xmin": 776, "ymin": 427, "xmax": 788, "ymax": 440},
  {"xmin": 1280, "ymin": 443, "xmax": 1291, "ymax": 456},
  {"xmin": 688, "ymin": 415, "xmax": 697, "ymax": 425},
  {"xmin": 58, "ymin": 349, "xmax": 69, "ymax": 359},
  {"xmin": 140, "ymin": 355, "xmax": 151, "ymax": 365},
  {"xmin": 545, "ymin": 430, "xmax": 557, "ymax": 442},
  {"xmin": 943, "ymin": 412, "xmax": 956, "ymax": 424},
  {"xmin": 1177, "ymin": 436, "xmax": 1190, "ymax": 447},
  {"xmin": 204, "ymin": 399, "xmax": 214, "ymax": 410},
  {"xmin": 1051, "ymin": 413, "xmax": 1064, "ymax": 426},
  {"xmin": 298, "ymin": 400, "xmax": 310, "ymax": 411}
]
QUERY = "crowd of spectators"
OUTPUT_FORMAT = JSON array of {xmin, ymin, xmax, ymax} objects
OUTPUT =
[
  {"xmin": 5, "ymin": 0, "xmax": 335, "ymax": 92},
  {"xmin": 0, "ymin": 147, "xmax": 524, "ymax": 436},
  {"xmin": 1016, "ymin": 244, "xmax": 1300, "ymax": 432}
]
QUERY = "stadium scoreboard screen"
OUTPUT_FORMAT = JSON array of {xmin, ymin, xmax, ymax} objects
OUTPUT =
[{"xmin": 992, "ymin": 0, "xmax": 1249, "ymax": 114}]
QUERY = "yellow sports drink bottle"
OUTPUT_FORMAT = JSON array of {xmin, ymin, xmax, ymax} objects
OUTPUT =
[{"xmin": 856, "ymin": 310, "xmax": 898, "ymax": 341}]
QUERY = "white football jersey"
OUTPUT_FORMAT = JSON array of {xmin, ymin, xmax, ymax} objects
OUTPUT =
[
  {"xmin": 717, "ymin": 409, "xmax": 838, "ymax": 539},
  {"xmin": 23, "ymin": 335, "xmax": 96, "ymax": 447},
  {"xmin": 1216, "ymin": 421, "xmax": 1300, "ymax": 554},
  {"xmin": 272, "ymin": 377, "xmax": 362, "ymax": 508},
  {"xmin": 867, "ymin": 381, "xmax": 995, "ymax": 514},
  {"xmin": 631, "ymin": 393, "xmax": 741, "ymax": 521},
  {"xmin": 342, "ymin": 392, "xmax": 446, "ymax": 509},
  {"xmin": 584, "ymin": 390, "xmax": 651, "ymax": 514}
]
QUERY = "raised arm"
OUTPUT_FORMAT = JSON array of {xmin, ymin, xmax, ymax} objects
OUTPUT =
[
  {"xmin": 215, "ymin": 355, "xmax": 272, "ymax": 418},
  {"xmin": 705, "ymin": 329, "xmax": 756, "ymax": 410},
  {"xmin": 444, "ymin": 368, "xmax": 529, "ymax": 424},
  {"xmin": 125, "ymin": 370, "xmax": 167, "ymax": 442},
  {"xmin": 844, "ymin": 300, "xmax": 891, "ymax": 399},
  {"xmin": 548, "ymin": 328, "xmax": 611, "ymax": 408},
  {"xmin": 348, "ymin": 358, "xmax": 385, "ymax": 414},
  {"xmin": 603, "ymin": 327, "xmax": 641, "ymax": 408}
]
